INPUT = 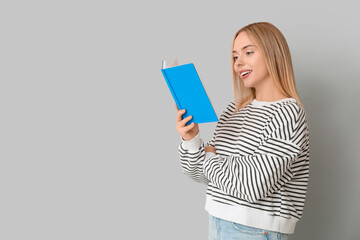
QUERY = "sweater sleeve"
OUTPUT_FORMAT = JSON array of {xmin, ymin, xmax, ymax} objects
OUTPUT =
[
  {"xmin": 178, "ymin": 133, "xmax": 209, "ymax": 184},
  {"xmin": 177, "ymin": 102, "xmax": 235, "ymax": 185},
  {"xmin": 203, "ymin": 103, "xmax": 309, "ymax": 203}
]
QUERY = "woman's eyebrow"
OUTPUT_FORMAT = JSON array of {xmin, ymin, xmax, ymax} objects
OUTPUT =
[
  {"xmin": 242, "ymin": 44, "xmax": 255, "ymax": 50},
  {"xmin": 232, "ymin": 45, "xmax": 255, "ymax": 54}
]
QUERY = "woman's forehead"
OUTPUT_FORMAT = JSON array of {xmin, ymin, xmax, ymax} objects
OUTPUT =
[{"xmin": 234, "ymin": 32, "xmax": 257, "ymax": 49}]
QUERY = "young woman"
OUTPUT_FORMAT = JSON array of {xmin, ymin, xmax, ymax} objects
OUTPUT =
[{"xmin": 175, "ymin": 22, "xmax": 310, "ymax": 240}]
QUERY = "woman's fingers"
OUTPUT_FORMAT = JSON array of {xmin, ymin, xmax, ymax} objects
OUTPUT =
[
  {"xmin": 176, "ymin": 114, "xmax": 194, "ymax": 131},
  {"xmin": 175, "ymin": 107, "xmax": 198, "ymax": 140},
  {"xmin": 179, "ymin": 115, "xmax": 193, "ymax": 126},
  {"xmin": 205, "ymin": 145, "xmax": 216, "ymax": 153},
  {"xmin": 177, "ymin": 121, "xmax": 196, "ymax": 136},
  {"xmin": 176, "ymin": 109, "xmax": 186, "ymax": 122},
  {"xmin": 183, "ymin": 122, "xmax": 196, "ymax": 132},
  {"xmin": 176, "ymin": 109, "xmax": 193, "ymax": 127}
]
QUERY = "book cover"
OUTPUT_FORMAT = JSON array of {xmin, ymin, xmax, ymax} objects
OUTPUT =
[{"xmin": 161, "ymin": 60, "xmax": 218, "ymax": 125}]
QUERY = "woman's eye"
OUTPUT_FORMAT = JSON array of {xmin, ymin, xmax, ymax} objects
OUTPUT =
[
  {"xmin": 246, "ymin": 51, "xmax": 253, "ymax": 55},
  {"xmin": 233, "ymin": 56, "xmax": 238, "ymax": 60}
]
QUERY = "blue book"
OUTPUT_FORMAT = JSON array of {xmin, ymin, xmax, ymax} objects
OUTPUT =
[{"xmin": 161, "ymin": 60, "xmax": 218, "ymax": 125}]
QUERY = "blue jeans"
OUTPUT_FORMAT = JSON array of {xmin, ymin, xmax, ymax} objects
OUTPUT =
[{"xmin": 208, "ymin": 215, "xmax": 290, "ymax": 240}]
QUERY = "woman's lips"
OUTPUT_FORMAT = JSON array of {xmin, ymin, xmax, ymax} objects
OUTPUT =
[{"xmin": 240, "ymin": 71, "xmax": 252, "ymax": 79}]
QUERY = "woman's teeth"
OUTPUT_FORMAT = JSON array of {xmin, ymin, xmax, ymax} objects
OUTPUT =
[{"xmin": 241, "ymin": 71, "xmax": 252, "ymax": 76}]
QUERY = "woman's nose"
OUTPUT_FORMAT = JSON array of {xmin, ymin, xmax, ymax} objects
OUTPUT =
[{"xmin": 235, "ymin": 58, "xmax": 244, "ymax": 67}]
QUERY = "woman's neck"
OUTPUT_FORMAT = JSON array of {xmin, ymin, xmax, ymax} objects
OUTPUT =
[{"xmin": 254, "ymin": 79, "xmax": 288, "ymax": 102}]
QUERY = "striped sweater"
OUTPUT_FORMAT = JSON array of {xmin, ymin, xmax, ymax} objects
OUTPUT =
[{"xmin": 178, "ymin": 98, "xmax": 310, "ymax": 234}]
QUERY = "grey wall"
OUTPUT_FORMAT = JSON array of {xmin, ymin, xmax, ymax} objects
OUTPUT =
[{"xmin": 1, "ymin": 0, "xmax": 359, "ymax": 239}]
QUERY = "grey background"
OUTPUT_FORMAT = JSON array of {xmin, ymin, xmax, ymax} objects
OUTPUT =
[{"xmin": 1, "ymin": 0, "xmax": 359, "ymax": 239}]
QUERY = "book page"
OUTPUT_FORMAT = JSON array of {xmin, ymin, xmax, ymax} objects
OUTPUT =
[{"xmin": 162, "ymin": 58, "xmax": 178, "ymax": 69}]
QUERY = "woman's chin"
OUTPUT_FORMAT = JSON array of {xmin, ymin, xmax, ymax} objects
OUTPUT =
[{"xmin": 242, "ymin": 78, "xmax": 259, "ymax": 89}]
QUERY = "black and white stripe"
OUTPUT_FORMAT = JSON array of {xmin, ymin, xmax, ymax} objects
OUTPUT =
[{"xmin": 178, "ymin": 99, "xmax": 310, "ymax": 220}]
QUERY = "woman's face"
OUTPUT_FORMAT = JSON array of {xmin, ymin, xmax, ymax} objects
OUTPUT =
[{"xmin": 232, "ymin": 31, "xmax": 271, "ymax": 89}]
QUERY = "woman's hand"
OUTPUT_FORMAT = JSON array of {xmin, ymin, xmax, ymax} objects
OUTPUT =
[
  {"xmin": 205, "ymin": 146, "xmax": 216, "ymax": 154},
  {"xmin": 176, "ymin": 105, "xmax": 199, "ymax": 141}
]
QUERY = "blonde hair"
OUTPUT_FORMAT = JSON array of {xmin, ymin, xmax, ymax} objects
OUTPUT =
[{"xmin": 231, "ymin": 22, "xmax": 302, "ymax": 112}]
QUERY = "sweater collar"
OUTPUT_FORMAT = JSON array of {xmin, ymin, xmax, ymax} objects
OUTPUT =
[{"xmin": 250, "ymin": 98, "xmax": 295, "ymax": 107}]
